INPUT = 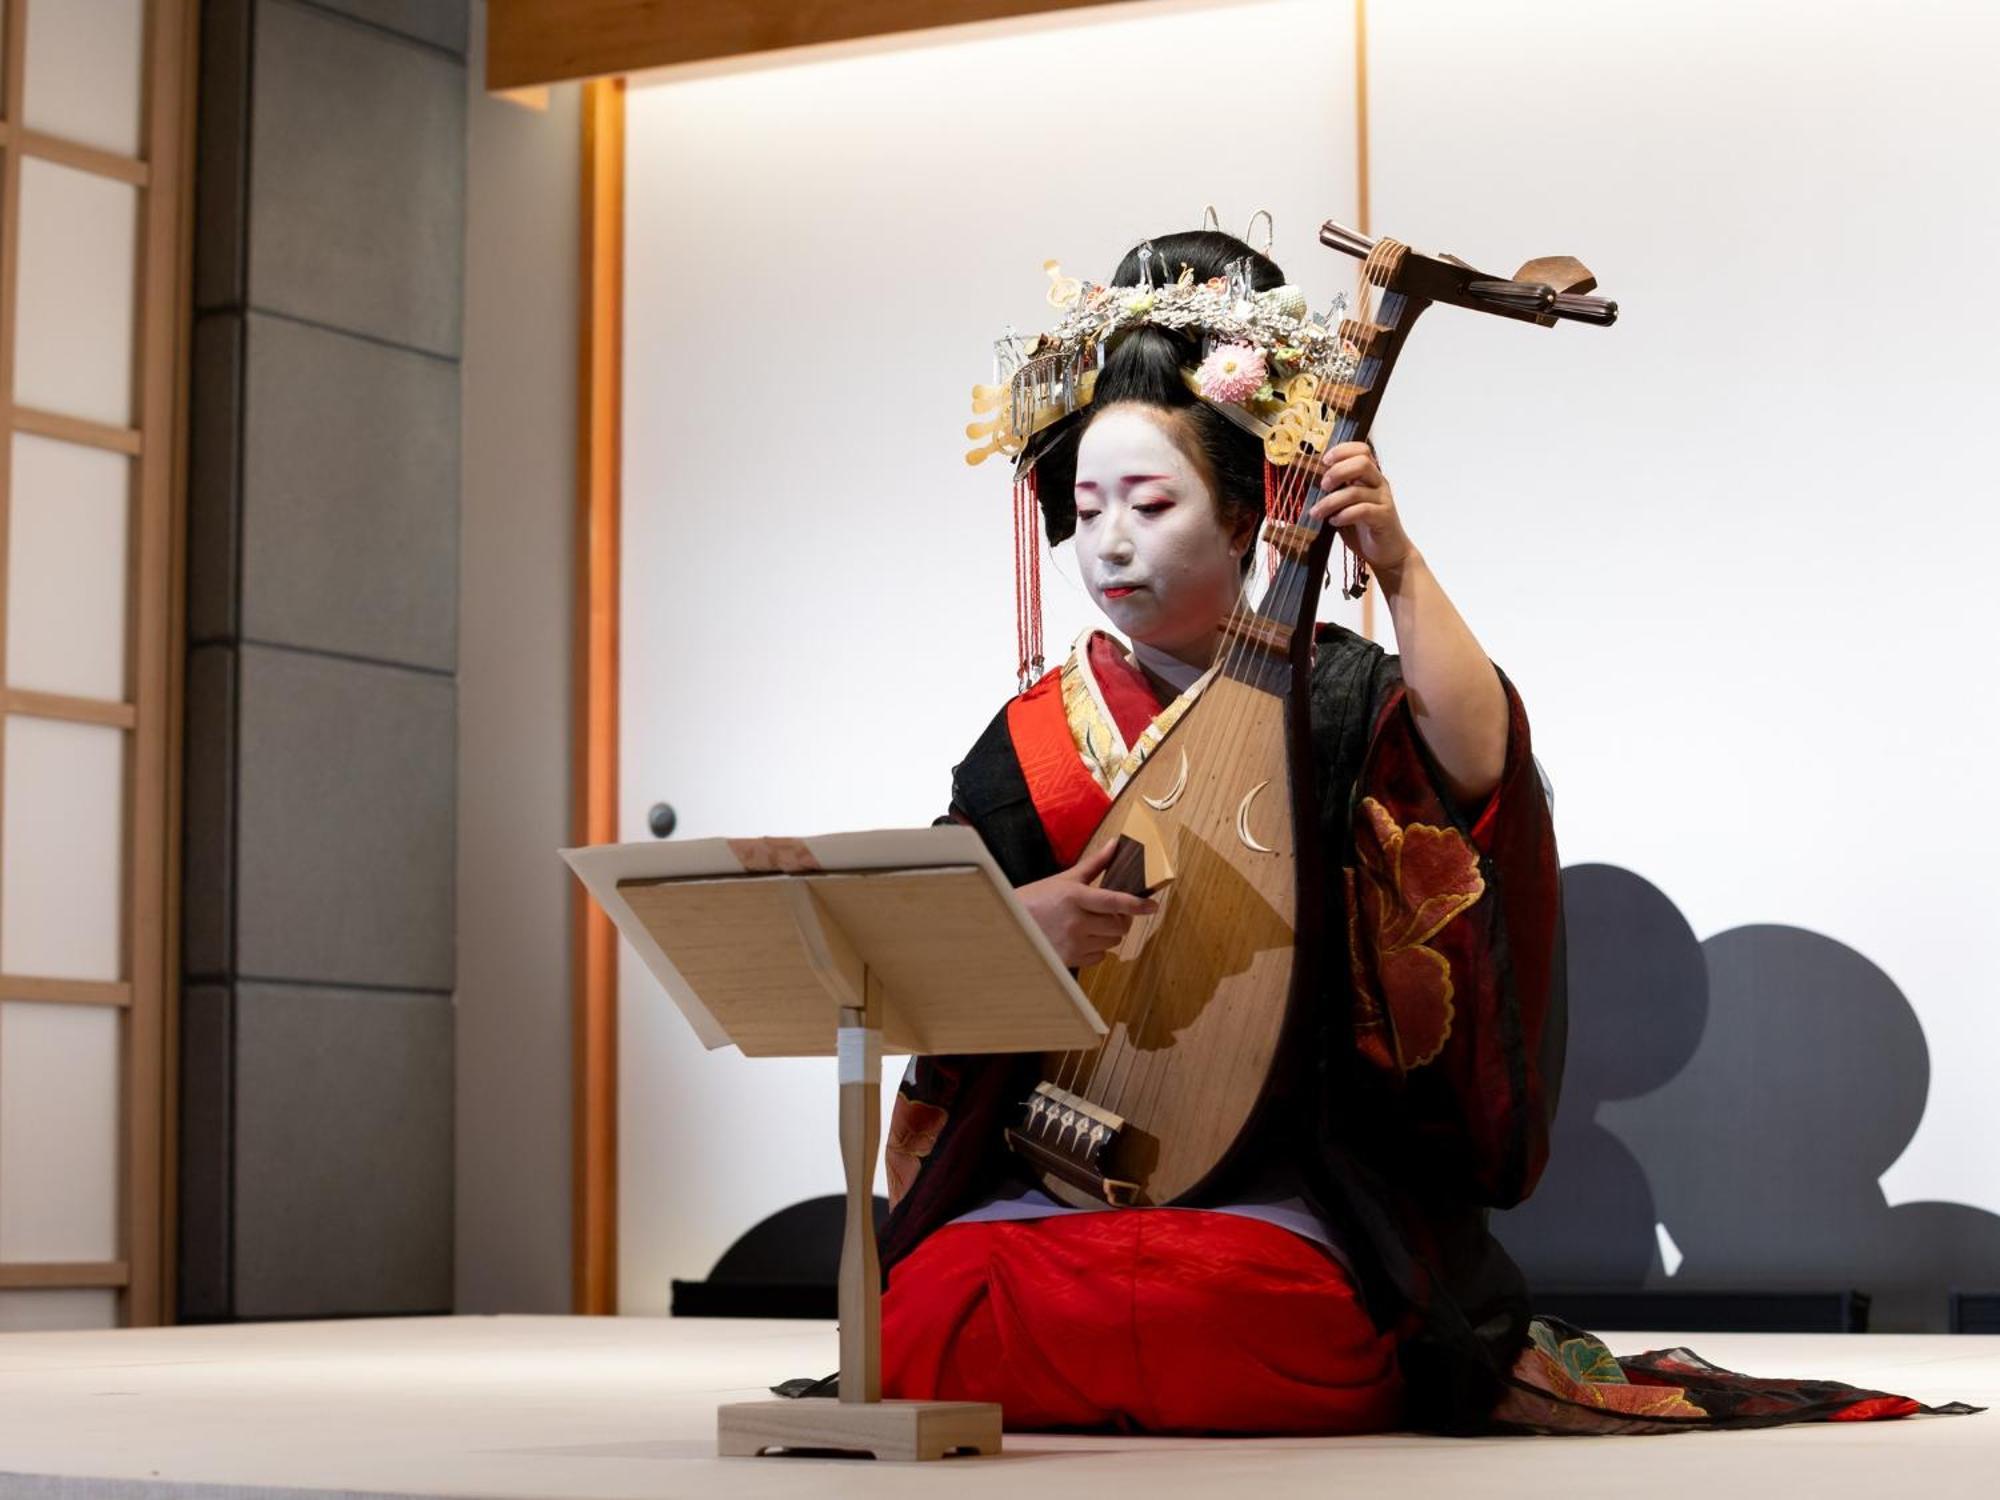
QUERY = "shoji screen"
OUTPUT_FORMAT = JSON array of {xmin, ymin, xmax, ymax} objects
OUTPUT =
[{"xmin": 0, "ymin": 0, "xmax": 191, "ymax": 1330}]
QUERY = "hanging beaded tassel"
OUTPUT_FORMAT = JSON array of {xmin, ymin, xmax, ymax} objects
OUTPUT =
[
  {"xmin": 1270, "ymin": 449, "xmax": 1371, "ymax": 601},
  {"xmin": 1335, "ymin": 443, "xmax": 1370, "ymax": 600},
  {"xmin": 1343, "ymin": 540, "xmax": 1371, "ymax": 601},
  {"xmin": 1261, "ymin": 457, "xmax": 1282, "ymax": 587},
  {"xmin": 1012, "ymin": 466, "xmax": 1045, "ymax": 693},
  {"xmin": 1027, "ymin": 468, "xmax": 1044, "ymax": 682}
]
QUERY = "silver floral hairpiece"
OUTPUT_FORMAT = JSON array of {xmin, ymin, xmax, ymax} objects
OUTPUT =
[{"xmin": 965, "ymin": 242, "xmax": 1355, "ymax": 472}]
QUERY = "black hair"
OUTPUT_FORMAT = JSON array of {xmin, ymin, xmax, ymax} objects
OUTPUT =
[{"xmin": 1023, "ymin": 229, "xmax": 1284, "ymax": 572}]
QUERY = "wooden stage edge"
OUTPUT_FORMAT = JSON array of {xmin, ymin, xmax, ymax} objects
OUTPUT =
[{"xmin": 0, "ymin": 1315, "xmax": 1993, "ymax": 1498}]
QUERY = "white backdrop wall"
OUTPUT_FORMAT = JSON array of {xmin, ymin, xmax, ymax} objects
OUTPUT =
[
  {"xmin": 618, "ymin": 0, "xmax": 1999, "ymax": 1308},
  {"xmin": 619, "ymin": 0, "xmax": 1362, "ymax": 1308},
  {"xmin": 1360, "ymin": 0, "xmax": 2000, "ymax": 1218}
]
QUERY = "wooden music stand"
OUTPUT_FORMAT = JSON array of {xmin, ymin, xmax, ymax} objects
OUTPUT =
[{"xmin": 563, "ymin": 825, "xmax": 1106, "ymax": 1461}]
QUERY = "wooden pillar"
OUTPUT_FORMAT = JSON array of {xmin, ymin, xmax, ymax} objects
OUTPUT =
[{"xmin": 571, "ymin": 76, "xmax": 625, "ymax": 1317}]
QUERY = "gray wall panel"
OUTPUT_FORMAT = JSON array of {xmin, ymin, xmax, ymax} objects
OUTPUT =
[
  {"xmin": 186, "ymin": 314, "xmax": 243, "ymax": 644},
  {"xmin": 241, "ymin": 313, "xmax": 460, "ymax": 671},
  {"xmin": 181, "ymin": 647, "xmax": 237, "ymax": 979},
  {"xmin": 301, "ymin": 0, "xmax": 469, "ymax": 54},
  {"xmin": 192, "ymin": 0, "xmax": 250, "ymax": 311},
  {"xmin": 177, "ymin": 985, "xmax": 235, "ymax": 1322},
  {"xmin": 235, "ymin": 645, "xmax": 456, "ymax": 991},
  {"xmin": 183, "ymin": 0, "xmax": 465, "ymax": 1321},
  {"xmin": 249, "ymin": 0, "xmax": 466, "ymax": 355},
  {"xmin": 234, "ymin": 982, "xmax": 453, "ymax": 1317}
]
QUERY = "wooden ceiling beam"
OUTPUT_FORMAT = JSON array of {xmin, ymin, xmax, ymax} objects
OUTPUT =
[{"xmin": 486, "ymin": 0, "xmax": 1143, "ymax": 90}]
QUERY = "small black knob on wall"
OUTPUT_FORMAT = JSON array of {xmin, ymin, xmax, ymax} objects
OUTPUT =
[{"xmin": 648, "ymin": 802, "xmax": 677, "ymax": 838}]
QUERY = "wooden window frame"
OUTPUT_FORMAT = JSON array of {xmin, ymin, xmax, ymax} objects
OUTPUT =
[{"xmin": 0, "ymin": 0, "xmax": 200, "ymax": 1327}]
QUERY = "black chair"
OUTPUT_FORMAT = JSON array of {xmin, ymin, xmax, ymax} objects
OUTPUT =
[
  {"xmin": 1532, "ymin": 1288, "xmax": 1870, "ymax": 1334},
  {"xmin": 671, "ymin": 1194, "xmax": 888, "ymax": 1318},
  {"xmin": 1949, "ymin": 1292, "xmax": 2000, "ymax": 1334}
]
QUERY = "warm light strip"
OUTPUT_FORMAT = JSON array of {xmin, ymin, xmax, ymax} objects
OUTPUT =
[{"xmin": 572, "ymin": 77, "xmax": 625, "ymax": 1318}]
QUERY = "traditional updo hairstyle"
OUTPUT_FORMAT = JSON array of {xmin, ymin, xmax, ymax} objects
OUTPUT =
[{"xmin": 1023, "ymin": 229, "xmax": 1286, "ymax": 576}]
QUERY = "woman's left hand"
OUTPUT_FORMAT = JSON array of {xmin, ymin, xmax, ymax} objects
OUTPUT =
[{"xmin": 1308, "ymin": 441, "xmax": 1417, "ymax": 582}]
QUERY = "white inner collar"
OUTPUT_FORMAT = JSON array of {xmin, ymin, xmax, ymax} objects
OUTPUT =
[{"xmin": 1128, "ymin": 637, "xmax": 1207, "ymax": 696}]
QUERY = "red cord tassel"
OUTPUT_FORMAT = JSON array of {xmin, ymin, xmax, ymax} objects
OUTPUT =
[
  {"xmin": 1012, "ymin": 468, "xmax": 1044, "ymax": 693},
  {"xmin": 1027, "ymin": 468, "xmax": 1043, "ymax": 682}
]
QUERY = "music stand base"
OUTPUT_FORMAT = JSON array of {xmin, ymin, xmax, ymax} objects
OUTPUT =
[{"xmin": 718, "ymin": 1397, "xmax": 1002, "ymax": 1461}]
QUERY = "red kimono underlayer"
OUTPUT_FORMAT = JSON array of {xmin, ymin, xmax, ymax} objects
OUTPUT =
[{"xmin": 883, "ymin": 1210, "xmax": 1403, "ymax": 1435}]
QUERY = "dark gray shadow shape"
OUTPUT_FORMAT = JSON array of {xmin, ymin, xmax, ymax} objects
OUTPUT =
[
  {"xmin": 1601, "ymin": 922, "xmax": 2000, "ymax": 1331},
  {"xmin": 1493, "ymin": 864, "xmax": 1708, "ymax": 1286},
  {"xmin": 708, "ymin": 1193, "xmax": 891, "ymax": 1285}
]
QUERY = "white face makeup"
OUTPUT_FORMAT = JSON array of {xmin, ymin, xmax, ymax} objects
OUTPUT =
[{"xmin": 1072, "ymin": 404, "xmax": 1250, "ymax": 666}]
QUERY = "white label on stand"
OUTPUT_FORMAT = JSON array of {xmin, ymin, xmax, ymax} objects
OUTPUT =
[{"xmin": 837, "ymin": 1026, "xmax": 880, "ymax": 1086}]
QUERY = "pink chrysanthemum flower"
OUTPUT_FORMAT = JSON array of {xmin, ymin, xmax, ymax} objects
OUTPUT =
[{"xmin": 1195, "ymin": 343, "xmax": 1267, "ymax": 404}]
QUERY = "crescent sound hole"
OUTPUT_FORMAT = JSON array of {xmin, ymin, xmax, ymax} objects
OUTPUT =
[{"xmin": 1236, "ymin": 780, "xmax": 1276, "ymax": 854}]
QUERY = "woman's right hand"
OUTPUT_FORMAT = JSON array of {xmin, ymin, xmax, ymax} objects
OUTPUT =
[{"xmin": 1016, "ymin": 840, "xmax": 1158, "ymax": 968}]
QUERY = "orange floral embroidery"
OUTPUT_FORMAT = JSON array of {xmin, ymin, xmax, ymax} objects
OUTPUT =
[
  {"xmin": 884, "ymin": 1095, "xmax": 949, "ymax": 1208},
  {"xmin": 1345, "ymin": 796, "xmax": 1485, "ymax": 1069}
]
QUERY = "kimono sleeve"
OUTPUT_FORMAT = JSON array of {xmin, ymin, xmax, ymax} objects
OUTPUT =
[
  {"xmin": 882, "ymin": 809, "xmax": 977, "ymax": 1210},
  {"xmin": 1343, "ymin": 662, "xmax": 1567, "ymax": 1209},
  {"xmin": 878, "ymin": 704, "xmax": 1058, "ymax": 1260}
]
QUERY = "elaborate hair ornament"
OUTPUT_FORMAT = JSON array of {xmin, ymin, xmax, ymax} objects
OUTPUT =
[{"xmin": 964, "ymin": 246, "xmax": 1354, "ymax": 472}]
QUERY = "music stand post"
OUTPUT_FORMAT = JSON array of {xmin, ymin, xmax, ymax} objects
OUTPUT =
[{"xmin": 561, "ymin": 828, "xmax": 1106, "ymax": 1462}]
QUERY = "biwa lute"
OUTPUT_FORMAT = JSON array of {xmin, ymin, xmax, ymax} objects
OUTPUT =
[{"xmin": 1007, "ymin": 220, "xmax": 1615, "ymax": 1209}]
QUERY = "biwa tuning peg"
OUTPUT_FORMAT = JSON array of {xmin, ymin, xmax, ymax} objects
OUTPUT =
[
  {"xmin": 1468, "ymin": 279, "xmax": 1557, "ymax": 315},
  {"xmin": 1550, "ymin": 292, "xmax": 1618, "ymax": 326}
]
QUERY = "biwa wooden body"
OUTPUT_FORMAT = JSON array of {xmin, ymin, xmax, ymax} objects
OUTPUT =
[
  {"xmin": 1005, "ymin": 219, "xmax": 1616, "ymax": 1210},
  {"xmin": 1024, "ymin": 666, "xmax": 1321, "ymax": 1209}
]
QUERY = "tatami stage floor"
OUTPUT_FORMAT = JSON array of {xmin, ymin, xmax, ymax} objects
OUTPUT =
[{"xmin": 0, "ymin": 1315, "xmax": 1994, "ymax": 1499}]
